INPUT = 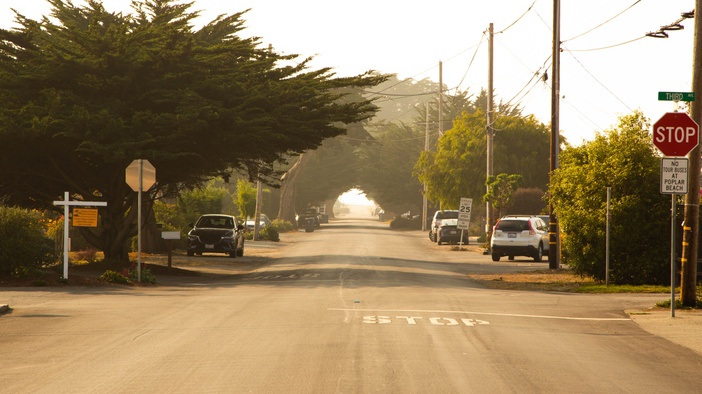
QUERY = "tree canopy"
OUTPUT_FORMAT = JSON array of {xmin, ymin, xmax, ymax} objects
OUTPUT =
[
  {"xmin": 414, "ymin": 109, "xmax": 550, "ymax": 209},
  {"xmin": 0, "ymin": 0, "xmax": 384, "ymax": 262},
  {"xmin": 549, "ymin": 110, "xmax": 669, "ymax": 285}
]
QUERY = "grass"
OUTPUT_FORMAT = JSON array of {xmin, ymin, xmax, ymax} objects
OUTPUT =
[{"xmin": 467, "ymin": 269, "xmax": 696, "ymax": 296}]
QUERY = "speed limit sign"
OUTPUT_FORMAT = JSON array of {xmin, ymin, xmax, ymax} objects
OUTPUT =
[{"xmin": 458, "ymin": 198, "xmax": 472, "ymax": 230}]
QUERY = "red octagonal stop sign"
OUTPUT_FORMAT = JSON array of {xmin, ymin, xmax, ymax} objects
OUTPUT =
[{"xmin": 653, "ymin": 112, "xmax": 700, "ymax": 156}]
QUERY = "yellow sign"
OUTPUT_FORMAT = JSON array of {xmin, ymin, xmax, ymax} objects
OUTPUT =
[{"xmin": 73, "ymin": 208, "xmax": 99, "ymax": 227}]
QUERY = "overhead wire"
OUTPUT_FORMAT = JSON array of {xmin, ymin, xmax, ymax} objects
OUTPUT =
[{"xmin": 562, "ymin": 0, "xmax": 643, "ymax": 43}]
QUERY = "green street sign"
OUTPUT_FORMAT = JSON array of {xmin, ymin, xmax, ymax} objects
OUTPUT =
[{"xmin": 658, "ymin": 91, "xmax": 696, "ymax": 102}]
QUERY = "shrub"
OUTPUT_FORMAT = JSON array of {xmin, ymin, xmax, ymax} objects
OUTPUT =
[
  {"xmin": 271, "ymin": 219, "xmax": 294, "ymax": 233},
  {"xmin": 0, "ymin": 207, "xmax": 56, "ymax": 277},
  {"xmin": 127, "ymin": 267, "xmax": 156, "ymax": 284},
  {"xmin": 390, "ymin": 215, "xmax": 421, "ymax": 229},
  {"xmin": 99, "ymin": 270, "xmax": 131, "ymax": 284},
  {"xmin": 260, "ymin": 225, "xmax": 280, "ymax": 242}
]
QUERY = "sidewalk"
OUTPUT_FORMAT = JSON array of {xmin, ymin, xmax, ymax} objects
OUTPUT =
[{"xmin": 628, "ymin": 308, "xmax": 702, "ymax": 356}]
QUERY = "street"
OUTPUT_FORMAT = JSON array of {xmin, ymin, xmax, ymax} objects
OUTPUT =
[{"xmin": 2, "ymin": 216, "xmax": 702, "ymax": 393}]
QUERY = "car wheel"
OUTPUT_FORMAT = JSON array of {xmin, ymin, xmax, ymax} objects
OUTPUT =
[
  {"xmin": 230, "ymin": 251, "xmax": 237, "ymax": 258},
  {"xmin": 534, "ymin": 243, "xmax": 543, "ymax": 262},
  {"xmin": 491, "ymin": 253, "xmax": 500, "ymax": 262},
  {"xmin": 508, "ymin": 256, "xmax": 515, "ymax": 261}
]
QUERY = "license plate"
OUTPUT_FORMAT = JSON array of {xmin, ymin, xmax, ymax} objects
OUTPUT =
[
  {"xmin": 205, "ymin": 244, "xmax": 214, "ymax": 249},
  {"xmin": 507, "ymin": 233, "xmax": 517, "ymax": 238},
  {"xmin": 450, "ymin": 230, "xmax": 457, "ymax": 234}
]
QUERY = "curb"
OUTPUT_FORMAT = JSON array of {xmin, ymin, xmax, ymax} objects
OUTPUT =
[{"xmin": 0, "ymin": 304, "xmax": 8, "ymax": 315}]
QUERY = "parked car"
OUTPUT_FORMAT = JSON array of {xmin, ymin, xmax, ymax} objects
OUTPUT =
[
  {"xmin": 436, "ymin": 218, "xmax": 469, "ymax": 245},
  {"xmin": 187, "ymin": 214, "xmax": 245, "ymax": 257},
  {"xmin": 246, "ymin": 213, "xmax": 271, "ymax": 231},
  {"xmin": 490, "ymin": 215, "xmax": 549, "ymax": 262},
  {"xmin": 296, "ymin": 208, "xmax": 320, "ymax": 227},
  {"xmin": 429, "ymin": 210, "xmax": 459, "ymax": 242}
]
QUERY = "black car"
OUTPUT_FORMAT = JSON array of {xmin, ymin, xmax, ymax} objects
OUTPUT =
[
  {"xmin": 429, "ymin": 210, "xmax": 459, "ymax": 242},
  {"xmin": 436, "ymin": 218, "xmax": 469, "ymax": 245},
  {"xmin": 296, "ymin": 208, "xmax": 320, "ymax": 227},
  {"xmin": 187, "ymin": 214, "xmax": 245, "ymax": 257}
]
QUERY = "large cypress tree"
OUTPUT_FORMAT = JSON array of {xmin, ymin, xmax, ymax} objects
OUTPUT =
[{"xmin": 0, "ymin": 0, "xmax": 383, "ymax": 262}]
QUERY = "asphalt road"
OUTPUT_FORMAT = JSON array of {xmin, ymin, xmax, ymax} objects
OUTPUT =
[{"xmin": 2, "ymin": 216, "xmax": 702, "ymax": 393}]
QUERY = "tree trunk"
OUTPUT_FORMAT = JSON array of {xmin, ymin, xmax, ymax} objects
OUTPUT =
[
  {"xmin": 278, "ymin": 153, "xmax": 313, "ymax": 226},
  {"xmin": 141, "ymin": 198, "xmax": 167, "ymax": 254}
]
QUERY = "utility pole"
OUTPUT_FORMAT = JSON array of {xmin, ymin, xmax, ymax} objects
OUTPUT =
[
  {"xmin": 548, "ymin": 0, "xmax": 561, "ymax": 270},
  {"xmin": 486, "ymin": 23, "xmax": 495, "ymax": 241},
  {"xmin": 422, "ymin": 102, "xmax": 429, "ymax": 232},
  {"xmin": 681, "ymin": 2, "xmax": 701, "ymax": 307},
  {"xmin": 438, "ymin": 61, "xmax": 443, "ymax": 136}
]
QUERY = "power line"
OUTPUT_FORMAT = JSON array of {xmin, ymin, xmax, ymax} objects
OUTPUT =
[
  {"xmin": 562, "ymin": 0, "xmax": 643, "ymax": 43},
  {"xmin": 495, "ymin": 0, "xmax": 539, "ymax": 34}
]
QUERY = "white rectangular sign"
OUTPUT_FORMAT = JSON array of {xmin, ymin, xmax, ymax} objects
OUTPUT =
[
  {"xmin": 458, "ymin": 198, "xmax": 472, "ymax": 230},
  {"xmin": 660, "ymin": 157, "xmax": 688, "ymax": 194}
]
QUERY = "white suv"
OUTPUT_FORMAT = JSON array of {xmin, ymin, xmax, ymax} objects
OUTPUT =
[{"xmin": 490, "ymin": 215, "xmax": 549, "ymax": 262}]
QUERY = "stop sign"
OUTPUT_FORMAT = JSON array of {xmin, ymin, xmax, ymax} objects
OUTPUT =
[{"xmin": 652, "ymin": 112, "xmax": 699, "ymax": 156}]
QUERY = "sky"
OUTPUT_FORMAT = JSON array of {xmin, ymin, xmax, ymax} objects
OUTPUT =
[{"xmin": 0, "ymin": 0, "xmax": 697, "ymax": 146}]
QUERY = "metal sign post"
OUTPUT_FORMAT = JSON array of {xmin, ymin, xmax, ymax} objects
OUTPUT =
[
  {"xmin": 126, "ymin": 159, "xmax": 156, "ymax": 282},
  {"xmin": 52, "ymin": 192, "xmax": 107, "ymax": 279},
  {"xmin": 660, "ymin": 158, "xmax": 689, "ymax": 317},
  {"xmin": 457, "ymin": 198, "xmax": 472, "ymax": 246}
]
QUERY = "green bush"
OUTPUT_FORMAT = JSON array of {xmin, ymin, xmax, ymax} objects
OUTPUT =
[
  {"xmin": 0, "ymin": 207, "xmax": 56, "ymax": 276},
  {"xmin": 271, "ymin": 219, "xmax": 294, "ymax": 233},
  {"xmin": 260, "ymin": 225, "xmax": 280, "ymax": 242},
  {"xmin": 99, "ymin": 270, "xmax": 130, "ymax": 284}
]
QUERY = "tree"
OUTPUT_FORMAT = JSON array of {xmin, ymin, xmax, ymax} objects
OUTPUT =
[
  {"xmin": 357, "ymin": 121, "xmax": 424, "ymax": 215},
  {"xmin": 236, "ymin": 179, "xmax": 256, "ymax": 220},
  {"xmin": 549, "ymin": 111, "xmax": 669, "ymax": 285},
  {"xmin": 415, "ymin": 110, "xmax": 550, "ymax": 209},
  {"xmin": 0, "ymin": 0, "xmax": 384, "ymax": 263},
  {"xmin": 484, "ymin": 174, "xmax": 522, "ymax": 219}
]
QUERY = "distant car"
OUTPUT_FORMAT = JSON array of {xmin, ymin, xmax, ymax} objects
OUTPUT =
[
  {"xmin": 296, "ymin": 208, "xmax": 320, "ymax": 227},
  {"xmin": 187, "ymin": 214, "xmax": 245, "ymax": 257},
  {"xmin": 429, "ymin": 210, "xmax": 459, "ymax": 242},
  {"xmin": 436, "ymin": 218, "xmax": 469, "ymax": 246},
  {"xmin": 490, "ymin": 215, "xmax": 549, "ymax": 262},
  {"xmin": 246, "ymin": 214, "xmax": 271, "ymax": 231}
]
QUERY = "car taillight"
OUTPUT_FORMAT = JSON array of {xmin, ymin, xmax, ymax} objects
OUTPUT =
[
  {"xmin": 493, "ymin": 220, "xmax": 501, "ymax": 233},
  {"xmin": 528, "ymin": 220, "xmax": 536, "ymax": 235}
]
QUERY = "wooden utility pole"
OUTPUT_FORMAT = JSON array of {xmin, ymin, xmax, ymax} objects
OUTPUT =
[
  {"xmin": 681, "ymin": 1, "xmax": 701, "ymax": 307},
  {"xmin": 486, "ymin": 23, "xmax": 495, "ymax": 241},
  {"xmin": 422, "ymin": 102, "xmax": 429, "ymax": 232},
  {"xmin": 548, "ymin": 0, "xmax": 561, "ymax": 270}
]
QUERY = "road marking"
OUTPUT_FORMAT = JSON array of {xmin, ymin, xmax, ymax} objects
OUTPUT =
[
  {"xmin": 245, "ymin": 273, "xmax": 320, "ymax": 280},
  {"xmin": 328, "ymin": 308, "xmax": 630, "ymax": 322},
  {"xmin": 361, "ymin": 316, "xmax": 490, "ymax": 326}
]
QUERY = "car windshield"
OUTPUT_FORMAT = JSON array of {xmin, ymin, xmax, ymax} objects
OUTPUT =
[
  {"xmin": 496, "ymin": 219, "xmax": 529, "ymax": 232},
  {"xmin": 197, "ymin": 216, "xmax": 233, "ymax": 229}
]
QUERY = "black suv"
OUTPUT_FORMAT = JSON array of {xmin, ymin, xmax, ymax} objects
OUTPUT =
[{"xmin": 187, "ymin": 214, "xmax": 245, "ymax": 257}]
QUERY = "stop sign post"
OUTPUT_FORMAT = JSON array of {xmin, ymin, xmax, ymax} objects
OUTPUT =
[
  {"xmin": 652, "ymin": 112, "xmax": 699, "ymax": 156},
  {"xmin": 652, "ymin": 112, "xmax": 699, "ymax": 317},
  {"xmin": 125, "ymin": 159, "xmax": 156, "ymax": 283}
]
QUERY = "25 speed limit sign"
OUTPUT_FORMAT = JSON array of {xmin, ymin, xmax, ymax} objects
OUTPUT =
[{"xmin": 458, "ymin": 198, "xmax": 472, "ymax": 230}]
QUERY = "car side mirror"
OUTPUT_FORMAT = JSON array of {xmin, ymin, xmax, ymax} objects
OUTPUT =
[{"xmin": 237, "ymin": 224, "xmax": 244, "ymax": 231}]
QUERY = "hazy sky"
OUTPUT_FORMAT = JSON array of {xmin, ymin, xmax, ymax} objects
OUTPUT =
[{"xmin": 0, "ymin": 1, "xmax": 696, "ymax": 145}]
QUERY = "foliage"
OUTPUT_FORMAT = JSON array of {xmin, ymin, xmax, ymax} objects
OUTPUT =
[
  {"xmin": 415, "ymin": 110, "xmax": 550, "ymax": 209},
  {"xmin": 549, "ymin": 111, "xmax": 669, "ymax": 285},
  {"xmin": 73, "ymin": 248, "xmax": 99, "ymax": 264},
  {"xmin": 99, "ymin": 270, "xmax": 131, "ymax": 284},
  {"xmin": 0, "ymin": 207, "xmax": 56, "ymax": 276},
  {"xmin": 236, "ymin": 179, "xmax": 257, "ymax": 220},
  {"xmin": 484, "ymin": 173, "xmax": 522, "ymax": 218},
  {"xmin": 390, "ymin": 215, "xmax": 421, "ymax": 229},
  {"xmin": 507, "ymin": 188, "xmax": 547, "ymax": 215},
  {"xmin": 0, "ymin": 0, "xmax": 385, "ymax": 263},
  {"xmin": 259, "ymin": 226, "xmax": 280, "ymax": 242},
  {"xmin": 270, "ymin": 218, "xmax": 294, "ymax": 233},
  {"xmin": 177, "ymin": 181, "xmax": 232, "ymax": 225},
  {"xmin": 357, "ymin": 121, "xmax": 424, "ymax": 215},
  {"xmin": 127, "ymin": 267, "xmax": 156, "ymax": 284}
]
